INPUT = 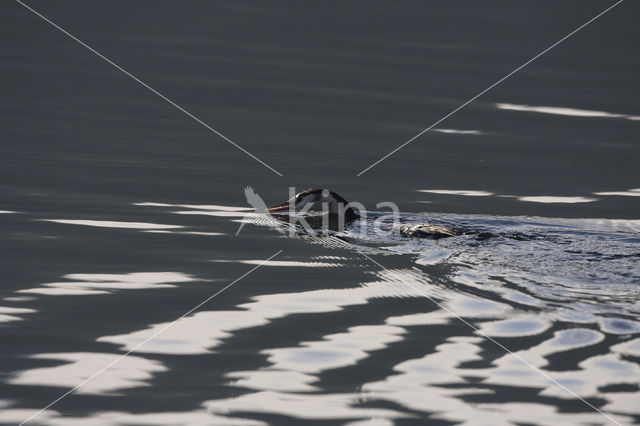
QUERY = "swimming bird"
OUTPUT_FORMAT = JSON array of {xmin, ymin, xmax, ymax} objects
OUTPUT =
[
  {"xmin": 267, "ymin": 189, "xmax": 358, "ymax": 221},
  {"xmin": 267, "ymin": 188, "xmax": 458, "ymax": 239}
]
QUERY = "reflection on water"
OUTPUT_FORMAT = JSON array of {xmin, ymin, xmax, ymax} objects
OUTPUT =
[
  {"xmin": 3, "ymin": 0, "xmax": 640, "ymax": 422},
  {"xmin": 3, "ymin": 197, "xmax": 640, "ymax": 425},
  {"xmin": 497, "ymin": 103, "xmax": 640, "ymax": 121},
  {"xmin": 96, "ymin": 275, "xmax": 419, "ymax": 356},
  {"xmin": 595, "ymin": 188, "xmax": 640, "ymax": 197},
  {"xmin": 39, "ymin": 213, "xmax": 227, "ymax": 237},
  {"xmin": 419, "ymin": 188, "xmax": 640, "ymax": 205},
  {"xmin": 213, "ymin": 258, "xmax": 344, "ymax": 267},
  {"xmin": 420, "ymin": 189, "xmax": 494, "ymax": 196},
  {"xmin": 0, "ymin": 306, "xmax": 36, "ymax": 323},
  {"xmin": 218, "ymin": 206, "xmax": 638, "ymax": 422},
  {"xmin": 263, "ymin": 324, "xmax": 405, "ymax": 375},
  {"xmin": 17, "ymin": 272, "xmax": 197, "ymax": 296},
  {"xmin": 432, "ymin": 128, "xmax": 483, "ymax": 135},
  {"xmin": 145, "ymin": 230, "xmax": 223, "ymax": 236},
  {"xmin": 134, "ymin": 202, "xmax": 253, "ymax": 218},
  {"xmin": 362, "ymin": 334, "xmax": 631, "ymax": 425},
  {"xmin": 134, "ymin": 202, "xmax": 252, "ymax": 211},
  {"xmin": 8, "ymin": 352, "xmax": 166, "ymax": 395},
  {"xmin": 230, "ymin": 324, "xmax": 405, "ymax": 394},
  {"xmin": 39, "ymin": 219, "xmax": 184, "ymax": 230},
  {"xmin": 99, "ymin": 310, "xmax": 272, "ymax": 355},
  {"xmin": 205, "ymin": 391, "xmax": 404, "ymax": 422},
  {"xmin": 516, "ymin": 195, "xmax": 597, "ymax": 203},
  {"xmin": 0, "ymin": 408, "xmax": 264, "ymax": 426},
  {"xmin": 479, "ymin": 315, "xmax": 551, "ymax": 337}
]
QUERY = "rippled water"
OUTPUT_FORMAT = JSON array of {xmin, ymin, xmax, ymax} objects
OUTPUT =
[
  {"xmin": 2, "ymin": 199, "xmax": 639, "ymax": 425},
  {"xmin": 2, "ymin": 0, "xmax": 640, "ymax": 425}
]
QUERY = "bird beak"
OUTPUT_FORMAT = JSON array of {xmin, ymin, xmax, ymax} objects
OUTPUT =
[{"xmin": 266, "ymin": 202, "xmax": 291, "ymax": 213}]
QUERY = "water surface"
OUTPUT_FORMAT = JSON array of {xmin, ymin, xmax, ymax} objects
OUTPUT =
[{"xmin": 1, "ymin": 0, "xmax": 639, "ymax": 425}]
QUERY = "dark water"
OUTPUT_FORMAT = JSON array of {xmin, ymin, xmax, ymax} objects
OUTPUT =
[{"xmin": 2, "ymin": 0, "xmax": 640, "ymax": 424}]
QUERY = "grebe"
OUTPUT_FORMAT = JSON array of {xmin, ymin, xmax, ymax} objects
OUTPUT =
[{"xmin": 267, "ymin": 188, "xmax": 458, "ymax": 239}]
